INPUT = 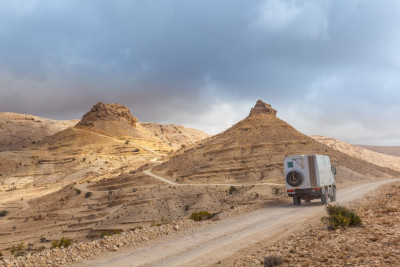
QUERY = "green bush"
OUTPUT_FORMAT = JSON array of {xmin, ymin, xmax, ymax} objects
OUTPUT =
[
  {"xmin": 189, "ymin": 211, "xmax": 214, "ymax": 221},
  {"xmin": 228, "ymin": 186, "xmax": 237, "ymax": 194},
  {"xmin": 75, "ymin": 189, "xmax": 81, "ymax": 195},
  {"xmin": 51, "ymin": 237, "xmax": 73, "ymax": 248},
  {"xmin": 321, "ymin": 205, "xmax": 361, "ymax": 230},
  {"xmin": 264, "ymin": 255, "xmax": 283, "ymax": 266},
  {"xmin": 272, "ymin": 187, "xmax": 280, "ymax": 196},
  {"xmin": 85, "ymin": 192, "xmax": 92, "ymax": 198},
  {"xmin": 0, "ymin": 210, "xmax": 8, "ymax": 217},
  {"xmin": 100, "ymin": 229, "xmax": 122, "ymax": 238},
  {"xmin": 9, "ymin": 242, "xmax": 25, "ymax": 255}
]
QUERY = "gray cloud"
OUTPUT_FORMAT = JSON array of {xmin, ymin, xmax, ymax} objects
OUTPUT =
[{"xmin": 1, "ymin": 0, "xmax": 400, "ymax": 145}]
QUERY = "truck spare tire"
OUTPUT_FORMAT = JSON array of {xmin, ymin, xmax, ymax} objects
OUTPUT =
[{"xmin": 286, "ymin": 171, "xmax": 303, "ymax": 187}]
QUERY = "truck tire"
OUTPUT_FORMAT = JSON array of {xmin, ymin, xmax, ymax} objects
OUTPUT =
[
  {"xmin": 321, "ymin": 189, "xmax": 328, "ymax": 205},
  {"xmin": 293, "ymin": 196, "xmax": 301, "ymax": 206},
  {"xmin": 330, "ymin": 186, "xmax": 336, "ymax": 202},
  {"xmin": 286, "ymin": 171, "xmax": 303, "ymax": 187}
]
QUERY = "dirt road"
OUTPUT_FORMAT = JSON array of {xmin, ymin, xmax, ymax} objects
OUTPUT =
[
  {"xmin": 76, "ymin": 178, "xmax": 399, "ymax": 267},
  {"xmin": 143, "ymin": 169, "xmax": 283, "ymax": 187}
]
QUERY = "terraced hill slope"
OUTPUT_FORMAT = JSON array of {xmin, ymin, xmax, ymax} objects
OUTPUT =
[{"xmin": 153, "ymin": 100, "xmax": 399, "ymax": 184}]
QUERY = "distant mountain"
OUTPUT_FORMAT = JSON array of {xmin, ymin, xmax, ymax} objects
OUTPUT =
[
  {"xmin": 358, "ymin": 145, "xmax": 400, "ymax": 158},
  {"xmin": 312, "ymin": 135, "xmax": 400, "ymax": 172}
]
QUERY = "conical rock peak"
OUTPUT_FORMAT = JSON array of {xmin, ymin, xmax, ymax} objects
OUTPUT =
[{"xmin": 249, "ymin": 100, "xmax": 277, "ymax": 116}]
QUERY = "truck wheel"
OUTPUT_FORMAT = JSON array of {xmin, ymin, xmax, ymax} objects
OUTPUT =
[
  {"xmin": 305, "ymin": 199, "xmax": 311, "ymax": 203},
  {"xmin": 321, "ymin": 193, "xmax": 328, "ymax": 205},
  {"xmin": 293, "ymin": 196, "xmax": 301, "ymax": 206},
  {"xmin": 330, "ymin": 186, "xmax": 336, "ymax": 202},
  {"xmin": 286, "ymin": 171, "xmax": 303, "ymax": 187}
]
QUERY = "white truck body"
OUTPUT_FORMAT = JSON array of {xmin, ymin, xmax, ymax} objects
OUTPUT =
[{"xmin": 284, "ymin": 154, "xmax": 336, "ymax": 205}]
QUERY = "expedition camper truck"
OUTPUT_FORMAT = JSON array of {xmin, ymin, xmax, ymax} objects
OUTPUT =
[{"xmin": 284, "ymin": 155, "xmax": 336, "ymax": 205}]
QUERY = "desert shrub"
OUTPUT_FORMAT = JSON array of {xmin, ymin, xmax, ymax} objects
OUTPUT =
[
  {"xmin": 321, "ymin": 205, "xmax": 361, "ymax": 230},
  {"xmin": 100, "ymin": 229, "xmax": 122, "ymax": 238},
  {"xmin": 184, "ymin": 205, "xmax": 190, "ymax": 211},
  {"xmin": 133, "ymin": 148, "xmax": 140, "ymax": 152},
  {"xmin": 272, "ymin": 187, "xmax": 280, "ymax": 196},
  {"xmin": 189, "ymin": 211, "xmax": 214, "ymax": 221},
  {"xmin": 264, "ymin": 255, "xmax": 283, "ymax": 266},
  {"xmin": 40, "ymin": 236, "xmax": 47, "ymax": 243},
  {"xmin": 0, "ymin": 210, "xmax": 8, "ymax": 217},
  {"xmin": 75, "ymin": 189, "xmax": 81, "ymax": 195},
  {"xmin": 9, "ymin": 242, "xmax": 25, "ymax": 255},
  {"xmin": 125, "ymin": 140, "xmax": 130, "ymax": 144},
  {"xmin": 85, "ymin": 192, "xmax": 92, "ymax": 198},
  {"xmin": 228, "ymin": 186, "xmax": 237, "ymax": 194},
  {"xmin": 51, "ymin": 237, "xmax": 73, "ymax": 248}
]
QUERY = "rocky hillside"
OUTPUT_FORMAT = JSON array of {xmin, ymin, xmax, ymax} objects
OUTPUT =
[
  {"xmin": 0, "ymin": 112, "xmax": 77, "ymax": 151},
  {"xmin": 312, "ymin": 135, "xmax": 400, "ymax": 172},
  {"xmin": 139, "ymin": 122, "xmax": 209, "ymax": 150},
  {"xmin": 0, "ymin": 102, "xmax": 209, "ymax": 187},
  {"xmin": 153, "ymin": 100, "xmax": 399, "ymax": 184},
  {"xmin": 360, "ymin": 145, "xmax": 400, "ymax": 157}
]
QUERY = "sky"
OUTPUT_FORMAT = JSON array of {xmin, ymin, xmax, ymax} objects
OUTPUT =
[{"xmin": 1, "ymin": 0, "xmax": 400, "ymax": 145}]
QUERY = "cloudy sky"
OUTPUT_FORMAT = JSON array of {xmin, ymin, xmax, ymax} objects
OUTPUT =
[{"xmin": 1, "ymin": 0, "xmax": 400, "ymax": 145}]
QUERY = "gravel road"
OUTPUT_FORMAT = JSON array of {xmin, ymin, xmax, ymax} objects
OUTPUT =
[{"xmin": 79, "ymin": 178, "xmax": 399, "ymax": 267}]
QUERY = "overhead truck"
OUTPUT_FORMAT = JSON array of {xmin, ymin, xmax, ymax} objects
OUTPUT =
[{"xmin": 284, "ymin": 154, "xmax": 336, "ymax": 205}]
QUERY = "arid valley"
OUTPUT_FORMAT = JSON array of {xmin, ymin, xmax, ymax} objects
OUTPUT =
[{"xmin": 0, "ymin": 100, "xmax": 399, "ymax": 266}]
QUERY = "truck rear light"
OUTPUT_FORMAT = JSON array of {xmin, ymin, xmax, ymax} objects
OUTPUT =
[
  {"xmin": 313, "ymin": 187, "xmax": 321, "ymax": 191},
  {"xmin": 287, "ymin": 189, "xmax": 294, "ymax": 192}
]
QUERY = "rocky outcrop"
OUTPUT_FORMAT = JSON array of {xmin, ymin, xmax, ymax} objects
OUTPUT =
[
  {"xmin": 77, "ymin": 102, "xmax": 138, "ymax": 128},
  {"xmin": 248, "ymin": 100, "xmax": 277, "ymax": 116}
]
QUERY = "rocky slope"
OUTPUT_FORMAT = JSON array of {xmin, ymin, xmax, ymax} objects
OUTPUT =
[
  {"xmin": 360, "ymin": 145, "xmax": 400, "ymax": 157},
  {"xmin": 139, "ymin": 122, "xmax": 209, "ymax": 150},
  {"xmin": 153, "ymin": 100, "xmax": 399, "ymax": 184},
  {"xmin": 0, "ymin": 113, "xmax": 77, "ymax": 151},
  {"xmin": 312, "ymin": 135, "xmax": 400, "ymax": 172}
]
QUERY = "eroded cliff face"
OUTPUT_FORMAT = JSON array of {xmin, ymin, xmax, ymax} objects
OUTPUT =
[
  {"xmin": 248, "ymin": 99, "xmax": 277, "ymax": 116},
  {"xmin": 77, "ymin": 102, "xmax": 138, "ymax": 128}
]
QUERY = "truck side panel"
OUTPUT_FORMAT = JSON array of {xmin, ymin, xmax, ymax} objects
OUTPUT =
[{"xmin": 316, "ymin": 156, "xmax": 335, "ymax": 187}]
